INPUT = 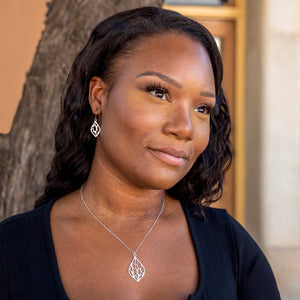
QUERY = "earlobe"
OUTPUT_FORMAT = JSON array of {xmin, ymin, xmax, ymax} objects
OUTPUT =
[{"xmin": 88, "ymin": 76, "xmax": 108, "ymax": 114}]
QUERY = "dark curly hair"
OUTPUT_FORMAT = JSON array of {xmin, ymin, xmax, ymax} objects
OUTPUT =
[{"xmin": 35, "ymin": 6, "xmax": 232, "ymax": 212}]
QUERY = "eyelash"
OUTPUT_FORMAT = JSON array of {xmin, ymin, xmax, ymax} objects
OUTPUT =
[{"xmin": 145, "ymin": 82, "xmax": 213, "ymax": 115}]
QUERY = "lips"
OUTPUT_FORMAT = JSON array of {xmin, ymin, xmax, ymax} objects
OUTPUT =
[{"xmin": 148, "ymin": 147, "xmax": 188, "ymax": 167}]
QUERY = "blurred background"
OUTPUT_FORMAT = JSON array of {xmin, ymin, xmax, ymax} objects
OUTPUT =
[{"xmin": 0, "ymin": 0, "xmax": 299, "ymax": 299}]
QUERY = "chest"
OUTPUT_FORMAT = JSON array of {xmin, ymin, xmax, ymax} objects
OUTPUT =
[{"xmin": 51, "ymin": 215, "xmax": 199, "ymax": 300}]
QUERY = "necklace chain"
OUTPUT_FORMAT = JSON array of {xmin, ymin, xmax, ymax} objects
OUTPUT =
[{"xmin": 80, "ymin": 185, "xmax": 165, "ymax": 255}]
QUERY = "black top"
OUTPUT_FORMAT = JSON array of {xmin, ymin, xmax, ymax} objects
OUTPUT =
[{"xmin": 0, "ymin": 199, "xmax": 280, "ymax": 300}]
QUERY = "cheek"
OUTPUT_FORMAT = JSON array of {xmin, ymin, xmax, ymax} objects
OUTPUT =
[
  {"xmin": 194, "ymin": 122, "xmax": 211, "ymax": 157},
  {"xmin": 108, "ymin": 90, "xmax": 164, "ymax": 138},
  {"xmin": 101, "ymin": 93, "xmax": 157, "ymax": 150}
]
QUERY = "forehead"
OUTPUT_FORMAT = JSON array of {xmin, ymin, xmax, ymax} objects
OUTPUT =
[
  {"xmin": 128, "ymin": 32, "xmax": 207, "ymax": 62},
  {"xmin": 113, "ymin": 32, "xmax": 215, "ymax": 87}
]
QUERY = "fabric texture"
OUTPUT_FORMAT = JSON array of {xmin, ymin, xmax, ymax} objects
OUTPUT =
[{"xmin": 0, "ymin": 199, "xmax": 281, "ymax": 300}]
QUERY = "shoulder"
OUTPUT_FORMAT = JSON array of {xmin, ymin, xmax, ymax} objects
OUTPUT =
[
  {"xmin": 0, "ymin": 200, "xmax": 55, "ymax": 242},
  {"xmin": 184, "ymin": 205, "xmax": 253, "ymax": 240},
  {"xmin": 0, "ymin": 200, "xmax": 53, "ymax": 227},
  {"xmin": 183, "ymin": 205, "xmax": 237, "ymax": 235},
  {"xmin": 184, "ymin": 205, "xmax": 267, "ymax": 268},
  {"xmin": 1, "ymin": 203, "xmax": 48, "ymax": 225},
  {"xmin": 0, "ymin": 199, "xmax": 55, "ymax": 273},
  {"xmin": 183, "ymin": 205, "xmax": 232, "ymax": 222},
  {"xmin": 188, "ymin": 206, "xmax": 281, "ymax": 299},
  {"xmin": 183, "ymin": 206, "xmax": 240, "ymax": 276},
  {"xmin": 0, "ymin": 199, "xmax": 62, "ymax": 299}
]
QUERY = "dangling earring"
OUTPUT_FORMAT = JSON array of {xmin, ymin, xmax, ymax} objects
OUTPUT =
[{"xmin": 90, "ymin": 114, "xmax": 101, "ymax": 137}]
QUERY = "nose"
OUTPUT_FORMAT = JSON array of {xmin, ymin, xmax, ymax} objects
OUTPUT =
[{"xmin": 162, "ymin": 104, "xmax": 193, "ymax": 140}]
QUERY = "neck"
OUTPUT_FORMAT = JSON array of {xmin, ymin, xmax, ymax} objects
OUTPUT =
[{"xmin": 83, "ymin": 164, "xmax": 166, "ymax": 221}]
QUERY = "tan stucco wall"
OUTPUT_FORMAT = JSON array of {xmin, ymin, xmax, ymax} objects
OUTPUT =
[{"xmin": 0, "ymin": 0, "xmax": 47, "ymax": 134}]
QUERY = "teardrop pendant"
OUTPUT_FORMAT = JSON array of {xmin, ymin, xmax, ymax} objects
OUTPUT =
[
  {"xmin": 90, "ymin": 118, "xmax": 101, "ymax": 137},
  {"xmin": 128, "ymin": 254, "xmax": 145, "ymax": 282}
]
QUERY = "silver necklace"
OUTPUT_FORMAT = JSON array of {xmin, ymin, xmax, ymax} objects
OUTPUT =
[{"xmin": 80, "ymin": 185, "xmax": 165, "ymax": 282}]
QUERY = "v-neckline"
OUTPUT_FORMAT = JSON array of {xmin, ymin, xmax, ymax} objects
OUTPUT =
[{"xmin": 43, "ymin": 199, "xmax": 204, "ymax": 299}]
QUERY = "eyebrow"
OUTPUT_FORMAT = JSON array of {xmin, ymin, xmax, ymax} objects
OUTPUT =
[
  {"xmin": 136, "ymin": 71, "xmax": 182, "ymax": 89},
  {"xmin": 199, "ymin": 91, "xmax": 216, "ymax": 98}
]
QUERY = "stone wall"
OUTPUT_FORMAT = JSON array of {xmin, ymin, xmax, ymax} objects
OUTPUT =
[{"xmin": 246, "ymin": 0, "xmax": 300, "ymax": 299}]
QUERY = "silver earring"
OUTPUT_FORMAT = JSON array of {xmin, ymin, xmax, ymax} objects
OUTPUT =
[{"xmin": 90, "ymin": 114, "xmax": 101, "ymax": 137}]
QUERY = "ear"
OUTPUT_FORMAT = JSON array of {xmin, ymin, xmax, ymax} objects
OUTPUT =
[{"xmin": 88, "ymin": 76, "xmax": 108, "ymax": 115}]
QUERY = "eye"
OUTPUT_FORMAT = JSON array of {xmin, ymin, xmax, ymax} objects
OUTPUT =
[
  {"xmin": 145, "ymin": 82, "xmax": 168, "ymax": 101},
  {"xmin": 150, "ymin": 89, "xmax": 167, "ymax": 100},
  {"xmin": 194, "ymin": 105, "xmax": 212, "ymax": 115}
]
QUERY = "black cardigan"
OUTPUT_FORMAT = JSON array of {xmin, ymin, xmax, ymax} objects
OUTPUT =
[{"xmin": 0, "ymin": 199, "xmax": 280, "ymax": 299}]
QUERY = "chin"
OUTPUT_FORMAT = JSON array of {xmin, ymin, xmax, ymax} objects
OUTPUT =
[{"xmin": 139, "ymin": 174, "xmax": 184, "ymax": 191}]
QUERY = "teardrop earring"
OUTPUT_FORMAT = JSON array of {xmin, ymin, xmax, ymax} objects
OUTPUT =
[{"xmin": 90, "ymin": 114, "xmax": 101, "ymax": 138}]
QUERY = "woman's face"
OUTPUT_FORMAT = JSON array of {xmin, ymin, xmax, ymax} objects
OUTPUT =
[{"xmin": 94, "ymin": 32, "xmax": 216, "ymax": 190}]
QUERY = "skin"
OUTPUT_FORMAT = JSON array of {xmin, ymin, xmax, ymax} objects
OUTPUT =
[{"xmin": 50, "ymin": 32, "xmax": 216, "ymax": 300}]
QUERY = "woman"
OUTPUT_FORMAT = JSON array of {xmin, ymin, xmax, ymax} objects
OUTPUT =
[{"xmin": 0, "ymin": 7, "xmax": 280, "ymax": 300}]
